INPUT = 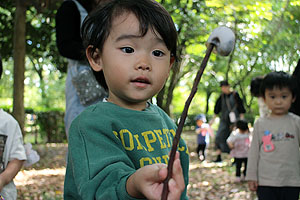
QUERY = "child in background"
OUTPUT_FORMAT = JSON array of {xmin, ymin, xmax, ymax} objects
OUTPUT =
[
  {"xmin": 195, "ymin": 114, "xmax": 213, "ymax": 161},
  {"xmin": 64, "ymin": 0, "xmax": 189, "ymax": 199},
  {"xmin": 227, "ymin": 119, "xmax": 250, "ymax": 183},
  {"xmin": 246, "ymin": 71, "xmax": 300, "ymax": 200},
  {"xmin": 250, "ymin": 76, "xmax": 270, "ymax": 118},
  {"xmin": 0, "ymin": 57, "xmax": 27, "ymax": 200}
]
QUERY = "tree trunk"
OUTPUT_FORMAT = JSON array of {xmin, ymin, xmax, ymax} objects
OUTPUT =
[
  {"xmin": 12, "ymin": 0, "xmax": 26, "ymax": 134},
  {"xmin": 164, "ymin": 62, "xmax": 181, "ymax": 116},
  {"xmin": 205, "ymin": 91, "xmax": 212, "ymax": 114},
  {"xmin": 156, "ymin": 85, "xmax": 165, "ymax": 109}
]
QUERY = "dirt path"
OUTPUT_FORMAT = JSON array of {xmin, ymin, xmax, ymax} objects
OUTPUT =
[{"xmin": 15, "ymin": 132, "xmax": 257, "ymax": 199}]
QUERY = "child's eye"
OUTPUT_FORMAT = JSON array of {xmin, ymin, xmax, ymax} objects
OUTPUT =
[
  {"xmin": 270, "ymin": 96, "xmax": 275, "ymax": 99},
  {"xmin": 121, "ymin": 47, "xmax": 134, "ymax": 53},
  {"xmin": 282, "ymin": 95, "xmax": 287, "ymax": 99},
  {"xmin": 152, "ymin": 50, "xmax": 165, "ymax": 57}
]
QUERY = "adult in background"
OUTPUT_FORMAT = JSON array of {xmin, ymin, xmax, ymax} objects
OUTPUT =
[
  {"xmin": 290, "ymin": 59, "xmax": 300, "ymax": 116},
  {"xmin": 56, "ymin": 0, "xmax": 107, "ymax": 136},
  {"xmin": 210, "ymin": 80, "xmax": 246, "ymax": 162}
]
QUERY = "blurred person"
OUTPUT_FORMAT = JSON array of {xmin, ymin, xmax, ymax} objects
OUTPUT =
[
  {"xmin": 194, "ymin": 114, "xmax": 213, "ymax": 161},
  {"xmin": 290, "ymin": 59, "xmax": 300, "ymax": 116},
  {"xmin": 0, "ymin": 57, "xmax": 27, "ymax": 200},
  {"xmin": 210, "ymin": 80, "xmax": 246, "ymax": 162},
  {"xmin": 250, "ymin": 76, "xmax": 270, "ymax": 118},
  {"xmin": 56, "ymin": 0, "xmax": 107, "ymax": 136},
  {"xmin": 227, "ymin": 119, "xmax": 250, "ymax": 182}
]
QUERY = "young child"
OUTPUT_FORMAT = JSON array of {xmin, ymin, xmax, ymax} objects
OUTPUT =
[
  {"xmin": 227, "ymin": 119, "xmax": 250, "ymax": 182},
  {"xmin": 246, "ymin": 71, "xmax": 300, "ymax": 200},
  {"xmin": 0, "ymin": 57, "xmax": 27, "ymax": 200},
  {"xmin": 64, "ymin": 1, "xmax": 189, "ymax": 199},
  {"xmin": 250, "ymin": 76, "xmax": 270, "ymax": 118},
  {"xmin": 195, "ymin": 114, "xmax": 213, "ymax": 161}
]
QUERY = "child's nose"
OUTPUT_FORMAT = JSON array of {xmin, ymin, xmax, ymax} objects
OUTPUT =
[
  {"xmin": 136, "ymin": 55, "xmax": 151, "ymax": 71},
  {"xmin": 275, "ymin": 98, "xmax": 282, "ymax": 104},
  {"xmin": 137, "ymin": 64, "xmax": 151, "ymax": 71}
]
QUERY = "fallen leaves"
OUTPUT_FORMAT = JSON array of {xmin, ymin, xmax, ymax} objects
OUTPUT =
[
  {"xmin": 15, "ymin": 144, "xmax": 67, "ymax": 200},
  {"xmin": 183, "ymin": 131, "xmax": 257, "ymax": 200},
  {"xmin": 14, "ymin": 132, "xmax": 258, "ymax": 199}
]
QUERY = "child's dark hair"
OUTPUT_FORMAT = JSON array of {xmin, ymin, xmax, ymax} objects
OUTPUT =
[
  {"xmin": 236, "ymin": 119, "xmax": 249, "ymax": 132},
  {"xmin": 260, "ymin": 71, "xmax": 297, "ymax": 98},
  {"xmin": 81, "ymin": 0, "xmax": 178, "ymax": 90},
  {"xmin": 250, "ymin": 76, "xmax": 263, "ymax": 97}
]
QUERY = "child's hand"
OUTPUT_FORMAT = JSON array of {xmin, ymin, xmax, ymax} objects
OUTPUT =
[
  {"xmin": 248, "ymin": 180, "xmax": 258, "ymax": 191},
  {"xmin": 126, "ymin": 152, "xmax": 185, "ymax": 200}
]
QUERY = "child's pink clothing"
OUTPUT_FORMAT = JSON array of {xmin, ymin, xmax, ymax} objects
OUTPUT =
[{"xmin": 227, "ymin": 131, "xmax": 250, "ymax": 158}]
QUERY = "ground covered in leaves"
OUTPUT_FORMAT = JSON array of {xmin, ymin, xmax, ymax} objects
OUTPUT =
[{"xmin": 15, "ymin": 131, "xmax": 258, "ymax": 199}]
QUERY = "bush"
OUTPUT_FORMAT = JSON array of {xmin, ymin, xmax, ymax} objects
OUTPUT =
[
  {"xmin": 0, "ymin": 106, "xmax": 67, "ymax": 144},
  {"xmin": 35, "ymin": 110, "xmax": 66, "ymax": 143}
]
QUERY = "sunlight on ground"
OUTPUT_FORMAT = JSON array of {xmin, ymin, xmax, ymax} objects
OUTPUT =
[{"xmin": 15, "ymin": 168, "xmax": 66, "ymax": 186}]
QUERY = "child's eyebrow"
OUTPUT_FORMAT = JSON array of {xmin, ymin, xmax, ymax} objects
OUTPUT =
[{"xmin": 115, "ymin": 34, "xmax": 165, "ymax": 45}]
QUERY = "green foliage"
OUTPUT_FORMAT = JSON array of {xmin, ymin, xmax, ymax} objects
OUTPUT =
[
  {"xmin": 35, "ymin": 110, "xmax": 66, "ymax": 143},
  {"xmin": 0, "ymin": 0, "xmax": 300, "ymax": 130},
  {"xmin": 159, "ymin": 0, "xmax": 300, "ymax": 119}
]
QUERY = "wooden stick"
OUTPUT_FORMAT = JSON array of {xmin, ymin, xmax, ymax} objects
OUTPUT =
[{"xmin": 161, "ymin": 43, "xmax": 215, "ymax": 200}]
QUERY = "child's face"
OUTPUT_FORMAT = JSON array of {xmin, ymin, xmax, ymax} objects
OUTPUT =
[
  {"xmin": 90, "ymin": 12, "xmax": 174, "ymax": 110},
  {"xmin": 196, "ymin": 120, "xmax": 203, "ymax": 127},
  {"xmin": 264, "ymin": 87, "xmax": 295, "ymax": 116}
]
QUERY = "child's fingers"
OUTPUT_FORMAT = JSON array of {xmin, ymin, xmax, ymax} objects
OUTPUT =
[
  {"xmin": 167, "ymin": 152, "xmax": 185, "ymax": 199},
  {"xmin": 171, "ymin": 156, "xmax": 185, "ymax": 189},
  {"xmin": 143, "ymin": 163, "xmax": 167, "ymax": 182},
  {"xmin": 248, "ymin": 181, "xmax": 257, "ymax": 191},
  {"xmin": 167, "ymin": 178, "xmax": 183, "ymax": 200}
]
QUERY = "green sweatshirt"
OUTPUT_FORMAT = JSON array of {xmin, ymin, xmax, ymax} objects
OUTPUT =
[{"xmin": 64, "ymin": 102, "xmax": 189, "ymax": 199}]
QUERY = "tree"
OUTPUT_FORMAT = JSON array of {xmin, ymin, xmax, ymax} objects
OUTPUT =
[
  {"xmin": 1, "ymin": 0, "xmax": 66, "ymax": 133},
  {"xmin": 157, "ymin": 0, "xmax": 300, "ymax": 120},
  {"xmin": 12, "ymin": 0, "xmax": 26, "ymax": 132},
  {"xmin": 0, "ymin": 0, "xmax": 299, "ymax": 130}
]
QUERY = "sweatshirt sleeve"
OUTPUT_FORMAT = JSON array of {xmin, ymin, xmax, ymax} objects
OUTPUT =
[
  {"xmin": 246, "ymin": 120, "xmax": 261, "ymax": 182},
  {"xmin": 65, "ymin": 115, "xmax": 140, "ymax": 200}
]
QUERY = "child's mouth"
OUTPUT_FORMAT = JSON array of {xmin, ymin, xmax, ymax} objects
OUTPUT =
[
  {"xmin": 131, "ymin": 77, "xmax": 150, "ymax": 84},
  {"xmin": 131, "ymin": 77, "xmax": 150, "ymax": 87}
]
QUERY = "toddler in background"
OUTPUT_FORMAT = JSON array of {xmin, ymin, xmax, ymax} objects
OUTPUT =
[
  {"xmin": 246, "ymin": 71, "xmax": 300, "ymax": 200},
  {"xmin": 195, "ymin": 114, "xmax": 213, "ymax": 161},
  {"xmin": 227, "ymin": 119, "xmax": 250, "ymax": 182}
]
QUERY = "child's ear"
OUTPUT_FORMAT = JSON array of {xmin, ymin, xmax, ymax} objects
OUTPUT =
[
  {"xmin": 169, "ymin": 56, "xmax": 175, "ymax": 71},
  {"xmin": 86, "ymin": 46, "xmax": 103, "ymax": 72}
]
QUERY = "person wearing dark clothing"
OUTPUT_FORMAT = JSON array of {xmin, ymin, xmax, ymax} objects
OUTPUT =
[
  {"xmin": 56, "ymin": 0, "xmax": 107, "ymax": 136},
  {"xmin": 210, "ymin": 80, "xmax": 246, "ymax": 162},
  {"xmin": 290, "ymin": 59, "xmax": 300, "ymax": 116}
]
